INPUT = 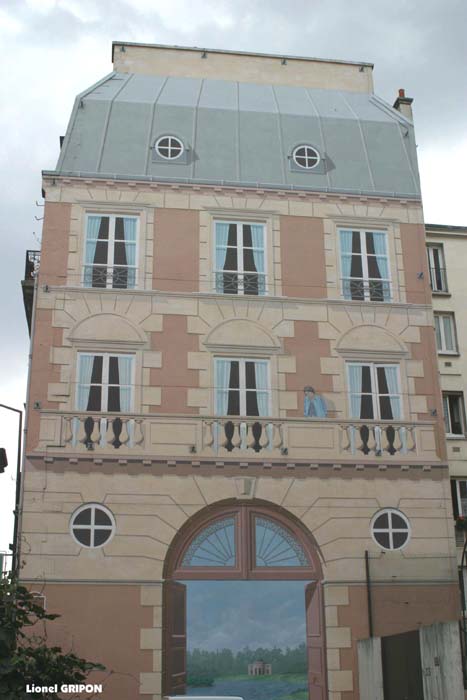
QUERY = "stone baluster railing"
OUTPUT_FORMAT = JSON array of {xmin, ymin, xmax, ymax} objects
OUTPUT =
[
  {"xmin": 64, "ymin": 415, "xmax": 145, "ymax": 450},
  {"xmin": 203, "ymin": 419, "xmax": 285, "ymax": 454},
  {"xmin": 340, "ymin": 422, "xmax": 416, "ymax": 457}
]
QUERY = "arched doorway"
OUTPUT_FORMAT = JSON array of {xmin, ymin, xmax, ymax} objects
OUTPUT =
[{"xmin": 163, "ymin": 500, "xmax": 327, "ymax": 700}]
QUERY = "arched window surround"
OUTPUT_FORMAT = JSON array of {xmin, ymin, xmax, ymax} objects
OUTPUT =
[{"xmin": 165, "ymin": 500, "xmax": 322, "ymax": 581}]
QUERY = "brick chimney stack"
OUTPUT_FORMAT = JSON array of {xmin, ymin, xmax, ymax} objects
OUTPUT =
[{"xmin": 393, "ymin": 88, "xmax": 414, "ymax": 120}]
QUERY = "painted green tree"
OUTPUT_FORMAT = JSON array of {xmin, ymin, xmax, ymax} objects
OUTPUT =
[{"xmin": 0, "ymin": 572, "xmax": 105, "ymax": 699}]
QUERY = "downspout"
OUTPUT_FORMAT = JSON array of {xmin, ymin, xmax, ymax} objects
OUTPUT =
[{"xmin": 365, "ymin": 550, "xmax": 374, "ymax": 638}]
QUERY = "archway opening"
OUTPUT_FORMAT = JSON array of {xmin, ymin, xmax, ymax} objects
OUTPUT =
[{"xmin": 163, "ymin": 502, "xmax": 327, "ymax": 700}]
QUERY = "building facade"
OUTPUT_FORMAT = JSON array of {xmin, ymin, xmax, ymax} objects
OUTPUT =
[{"xmin": 19, "ymin": 44, "xmax": 463, "ymax": 700}]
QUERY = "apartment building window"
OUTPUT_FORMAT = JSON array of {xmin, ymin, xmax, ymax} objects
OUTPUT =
[
  {"xmin": 443, "ymin": 393, "xmax": 465, "ymax": 436},
  {"xmin": 451, "ymin": 480, "xmax": 467, "ymax": 519},
  {"xmin": 339, "ymin": 229, "xmax": 391, "ymax": 302},
  {"xmin": 83, "ymin": 215, "xmax": 137, "ymax": 289},
  {"xmin": 434, "ymin": 313, "xmax": 457, "ymax": 353},
  {"xmin": 215, "ymin": 359, "xmax": 270, "ymax": 416},
  {"xmin": 348, "ymin": 363, "xmax": 401, "ymax": 420},
  {"xmin": 76, "ymin": 353, "xmax": 134, "ymax": 412},
  {"xmin": 215, "ymin": 222, "xmax": 266, "ymax": 295},
  {"xmin": 427, "ymin": 244, "xmax": 448, "ymax": 292}
]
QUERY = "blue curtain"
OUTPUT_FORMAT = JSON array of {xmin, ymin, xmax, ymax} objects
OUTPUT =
[
  {"xmin": 76, "ymin": 354, "xmax": 95, "ymax": 410},
  {"xmin": 84, "ymin": 217, "xmax": 102, "ymax": 287},
  {"xmin": 215, "ymin": 223, "xmax": 230, "ymax": 292},
  {"xmin": 254, "ymin": 361, "xmax": 269, "ymax": 417},
  {"xmin": 382, "ymin": 366, "xmax": 401, "ymax": 419},
  {"xmin": 118, "ymin": 356, "xmax": 133, "ymax": 413},
  {"xmin": 371, "ymin": 232, "xmax": 389, "ymax": 279},
  {"xmin": 348, "ymin": 364, "xmax": 363, "ymax": 418},
  {"xmin": 340, "ymin": 230, "xmax": 353, "ymax": 299},
  {"xmin": 123, "ymin": 218, "xmax": 137, "ymax": 289},
  {"xmin": 216, "ymin": 359, "xmax": 231, "ymax": 415},
  {"xmin": 250, "ymin": 225, "xmax": 265, "ymax": 274}
]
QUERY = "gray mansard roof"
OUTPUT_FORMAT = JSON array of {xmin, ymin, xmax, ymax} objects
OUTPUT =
[{"xmin": 51, "ymin": 72, "xmax": 421, "ymax": 198}]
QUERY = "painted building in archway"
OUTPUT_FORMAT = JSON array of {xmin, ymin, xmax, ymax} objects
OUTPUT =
[{"xmin": 18, "ymin": 43, "xmax": 463, "ymax": 700}]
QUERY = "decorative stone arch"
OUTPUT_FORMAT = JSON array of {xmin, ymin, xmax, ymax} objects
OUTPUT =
[
  {"xmin": 163, "ymin": 499, "xmax": 327, "ymax": 700},
  {"xmin": 203, "ymin": 317, "xmax": 281, "ymax": 353},
  {"xmin": 336, "ymin": 324, "xmax": 408, "ymax": 358},
  {"xmin": 68, "ymin": 313, "xmax": 147, "ymax": 347}
]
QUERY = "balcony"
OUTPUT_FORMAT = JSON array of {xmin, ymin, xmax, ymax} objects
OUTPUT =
[
  {"xmin": 21, "ymin": 250, "xmax": 40, "ymax": 334},
  {"xmin": 36, "ymin": 411, "xmax": 439, "ymax": 464}
]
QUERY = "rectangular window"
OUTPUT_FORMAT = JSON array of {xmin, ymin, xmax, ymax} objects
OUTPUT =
[
  {"xmin": 434, "ymin": 313, "xmax": 457, "ymax": 353},
  {"xmin": 76, "ymin": 353, "xmax": 134, "ymax": 412},
  {"xmin": 215, "ymin": 358, "xmax": 270, "ymax": 416},
  {"xmin": 451, "ymin": 480, "xmax": 467, "ymax": 518},
  {"xmin": 340, "ymin": 229, "xmax": 391, "ymax": 302},
  {"xmin": 83, "ymin": 215, "xmax": 138, "ymax": 289},
  {"xmin": 215, "ymin": 222, "xmax": 266, "ymax": 296},
  {"xmin": 347, "ymin": 363, "xmax": 401, "ymax": 420},
  {"xmin": 443, "ymin": 393, "xmax": 465, "ymax": 436},
  {"xmin": 427, "ymin": 244, "xmax": 448, "ymax": 292}
]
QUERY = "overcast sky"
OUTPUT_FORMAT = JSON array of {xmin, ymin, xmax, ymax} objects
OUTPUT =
[{"xmin": 1, "ymin": 0, "xmax": 466, "ymax": 557}]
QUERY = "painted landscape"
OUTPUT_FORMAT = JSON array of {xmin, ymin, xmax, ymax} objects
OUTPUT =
[{"xmin": 185, "ymin": 581, "xmax": 309, "ymax": 700}]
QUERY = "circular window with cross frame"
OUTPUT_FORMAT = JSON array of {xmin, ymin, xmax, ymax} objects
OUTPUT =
[
  {"xmin": 292, "ymin": 144, "xmax": 320, "ymax": 170},
  {"xmin": 371, "ymin": 508, "xmax": 411, "ymax": 551},
  {"xmin": 70, "ymin": 503, "xmax": 116, "ymax": 549}
]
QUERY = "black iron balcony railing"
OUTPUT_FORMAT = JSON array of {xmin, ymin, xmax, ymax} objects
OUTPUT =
[
  {"xmin": 429, "ymin": 266, "xmax": 448, "ymax": 293},
  {"xmin": 342, "ymin": 277, "xmax": 391, "ymax": 302},
  {"xmin": 215, "ymin": 271, "xmax": 267, "ymax": 296},
  {"xmin": 24, "ymin": 250, "xmax": 40, "ymax": 280},
  {"xmin": 83, "ymin": 265, "xmax": 137, "ymax": 289}
]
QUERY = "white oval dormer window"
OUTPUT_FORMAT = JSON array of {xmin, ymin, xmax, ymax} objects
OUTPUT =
[
  {"xmin": 155, "ymin": 135, "xmax": 184, "ymax": 160},
  {"xmin": 292, "ymin": 144, "xmax": 320, "ymax": 170}
]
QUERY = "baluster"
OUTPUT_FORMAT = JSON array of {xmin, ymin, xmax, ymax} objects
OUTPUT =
[
  {"xmin": 119, "ymin": 419, "xmax": 130, "ymax": 446},
  {"xmin": 272, "ymin": 423, "xmax": 283, "ymax": 449},
  {"xmin": 64, "ymin": 417, "xmax": 73, "ymax": 444},
  {"xmin": 406, "ymin": 427, "xmax": 416, "ymax": 452},
  {"xmin": 203, "ymin": 420, "xmax": 214, "ymax": 448},
  {"xmin": 393, "ymin": 427, "xmax": 403, "ymax": 454},
  {"xmin": 340, "ymin": 425, "xmax": 352, "ymax": 452},
  {"xmin": 259, "ymin": 422, "xmax": 270, "ymax": 449},
  {"xmin": 358, "ymin": 425, "xmax": 369, "ymax": 454},
  {"xmin": 133, "ymin": 420, "xmax": 144, "ymax": 446},
  {"xmin": 232, "ymin": 422, "xmax": 243, "ymax": 449},
  {"xmin": 89, "ymin": 418, "xmax": 101, "ymax": 445},
  {"xmin": 76, "ymin": 417, "xmax": 88, "ymax": 445},
  {"xmin": 246, "ymin": 421, "xmax": 257, "ymax": 449},
  {"xmin": 106, "ymin": 418, "xmax": 117, "ymax": 447},
  {"xmin": 373, "ymin": 425, "xmax": 382, "ymax": 456}
]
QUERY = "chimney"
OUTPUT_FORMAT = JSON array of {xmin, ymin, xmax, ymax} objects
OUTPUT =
[{"xmin": 393, "ymin": 88, "xmax": 413, "ymax": 121}]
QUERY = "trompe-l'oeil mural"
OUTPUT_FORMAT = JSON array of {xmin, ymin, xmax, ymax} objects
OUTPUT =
[{"xmin": 303, "ymin": 386, "xmax": 327, "ymax": 418}]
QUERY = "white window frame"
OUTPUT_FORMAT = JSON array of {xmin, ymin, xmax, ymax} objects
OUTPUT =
[
  {"xmin": 339, "ymin": 229, "xmax": 391, "ymax": 302},
  {"xmin": 347, "ymin": 362, "xmax": 402, "ymax": 420},
  {"xmin": 83, "ymin": 213, "xmax": 139, "ymax": 290},
  {"xmin": 434, "ymin": 312, "xmax": 457, "ymax": 354},
  {"xmin": 76, "ymin": 352, "xmax": 135, "ymax": 413},
  {"xmin": 454, "ymin": 480, "xmax": 467, "ymax": 517},
  {"xmin": 443, "ymin": 392, "xmax": 466, "ymax": 437},
  {"xmin": 70, "ymin": 503, "xmax": 116, "ymax": 549},
  {"xmin": 371, "ymin": 508, "xmax": 411, "ymax": 551},
  {"xmin": 427, "ymin": 244, "xmax": 448, "ymax": 292},
  {"xmin": 213, "ymin": 220, "xmax": 267, "ymax": 296},
  {"xmin": 215, "ymin": 357, "xmax": 271, "ymax": 417},
  {"xmin": 155, "ymin": 135, "xmax": 184, "ymax": 160},
  {"xmin": 292, "ymin": 144, "xmax": 320, "ymax": 169}
]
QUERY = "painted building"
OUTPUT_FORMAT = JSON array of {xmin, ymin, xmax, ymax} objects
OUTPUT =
[
  {"xmin": 19, "ymin": 43, "xmax": 464, "ymax": 700},
  {"xmin": 248, "ymin": 660, "xmax": 272, "ymax": 676}
]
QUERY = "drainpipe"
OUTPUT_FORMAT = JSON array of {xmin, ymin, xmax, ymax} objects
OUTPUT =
[{"xmin": 365, "ymin": 550, "xmax": 374, "ymax": 638}]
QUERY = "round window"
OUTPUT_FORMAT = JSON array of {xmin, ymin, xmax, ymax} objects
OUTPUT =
[
  {"xmin": 292, "ymin": 145, "xmax": 320, "ymax": 169},
  {"xmin": 371, "ymin": 508, "xmax": 410, "ymax": 550},
  {"xmin": 70, "ymin": 504, "xmax": 115, "ymax": 548},
  {"xmin": 155, "ymin": 135, "xmax": 184, "ymax": 160}
]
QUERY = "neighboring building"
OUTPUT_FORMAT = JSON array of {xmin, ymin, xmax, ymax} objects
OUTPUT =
[
  {"xmin": 18, "ymin": 43, "xmax": 464, "ymax": 700},
  {"xmin": 425, "ymin": 223, "xmax": 467, "ymax": 644},
  {"xmin": 248, "ymin": 660, "xmax": 272, "ymax": 676}
]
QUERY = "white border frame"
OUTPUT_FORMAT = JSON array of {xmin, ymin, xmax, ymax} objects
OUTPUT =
[
  {"xmin": 370, "ymin": 508, "xmax": 411, "ymax": 551},
  {"xmin": 155, "ymin": 135, "xmax": 184, "ymax": 161},
  {"xmin": 213, "ymin": 220, "xmax": 268, "ymax": 296},
  {"xmin": 82, "ymin": 213, "xmax": 140, "ymax": 290},
  {"xmin": 434, "ymin": 312, "xmax": 458, "ymax": 354},
  {"xmin": 346, "ymin": 362, "xmax": 402, "ymax": 420},
  {"xmin": 75, "ymin": 352, "xmax": 136, "ymax": 413},
  {"xmin": 214, "ymin": 357, "xmax": 272, "ymax": 417},
  {"xmin": 69, "ymin": 502, "xmax": 116, "ymax": 550},
  {"xmin": 292, "ymin": 144, "xmax": 321, "ymax": 170},
  {"xmin": 338, "ymin": 228, "xmax": 392, "ymax": 302}
]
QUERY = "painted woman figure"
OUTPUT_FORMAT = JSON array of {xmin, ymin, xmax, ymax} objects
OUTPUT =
[{"xmin": 303, "ymin": 386, "xmax": 327, "ymax": 418}]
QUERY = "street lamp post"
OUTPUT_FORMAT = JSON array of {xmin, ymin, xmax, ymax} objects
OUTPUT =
[{"xmin": 0, "ymin": 403, "xmax": 23, "ymax": 573}]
